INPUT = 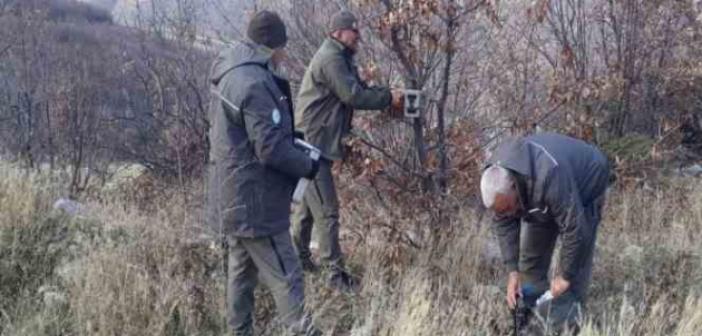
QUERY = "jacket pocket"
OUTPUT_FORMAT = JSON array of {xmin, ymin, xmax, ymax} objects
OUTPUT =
[
  {"xmin": 245, "ymin": 181, "xmax": 264, "ymax": 225},
  {"xmin": 221, "ymin": 204, "xmax": 247, "ymax": 226},
  {"xmin": 221, "ymin": 177, "xmax": 250, "ymax": 228}
]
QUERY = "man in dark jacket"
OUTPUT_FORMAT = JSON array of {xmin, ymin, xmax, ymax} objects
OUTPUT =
[
  {"xmin": 207, "ymin": 11, "xmax": 320, "ymax": 336},
  {"xmin": 480, "ymin": 132, "xmax": 609, "ymax": 332},
  {"xmin": 291, "ymin": 10, "xmax": 402, "ymax": 290}
]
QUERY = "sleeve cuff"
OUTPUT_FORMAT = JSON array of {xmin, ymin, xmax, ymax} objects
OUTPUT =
[
  {"xmin": 306, "ymin": 159, "xmax": 320, "ymax": 179},
  {"xmin": 505, "ymin": 261, "xmax": 518, "ymax": 273},
  {"xmin": 562, "ymin": 268, "xmax": 578, "ymax": 282}
]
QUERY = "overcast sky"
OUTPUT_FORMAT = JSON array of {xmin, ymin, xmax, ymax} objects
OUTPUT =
[{"xmin": 77, "ymin": 0, "xmax": 256, "ymax": 40}]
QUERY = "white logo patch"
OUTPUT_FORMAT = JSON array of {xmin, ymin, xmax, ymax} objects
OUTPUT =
[{"xmin": 272, "ymin": 108, "xmax": 281, "ymax": 125}]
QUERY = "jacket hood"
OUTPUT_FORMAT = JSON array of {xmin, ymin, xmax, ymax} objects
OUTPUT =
[
  {"xmin": 210, "ymin": 40, "xmax": 272, "ymax": 86},
  {"xmin": 486, "ymin": 137, "xmax": 534, "ymax": 178},
  {"xmin": 323, "ymin": 37, "xmax": 355, "ymax": 57}
]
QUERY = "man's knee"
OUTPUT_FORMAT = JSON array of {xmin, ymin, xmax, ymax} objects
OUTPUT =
[
  {"xmin": 519, "ymin": 261, "xmax": 551, "ymax": 294},
  {"xmin": 228, "ymin": 262, "xmax": 257, "ymax": 294},
  {"xmin": 266, "ymin": 234, "xmax": 305, "ymax": 295},
  {"xmin": 229, "ymin": 278, "xmax": 256, "ymax": 299}
]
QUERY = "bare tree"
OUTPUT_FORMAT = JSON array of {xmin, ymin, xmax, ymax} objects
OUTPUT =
[{"xmin": 346, "ymin": 0, "xmax": 488, "ymax": 193}]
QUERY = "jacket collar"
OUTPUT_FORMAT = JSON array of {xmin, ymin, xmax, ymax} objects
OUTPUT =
[
  {"xmin": 486, "ymin": 137, "xmax": 533, "ymax": 178},
  {"xmin": 210, "ymin": 39, "xmax": 274, "ymax": 85},
  {"xmin": 486, "ymin": 136, "xmax": 558, "ymax": 213},
  {"xmin": 324, "ymin": 37, "xmax": 355, "ymax": 58}
]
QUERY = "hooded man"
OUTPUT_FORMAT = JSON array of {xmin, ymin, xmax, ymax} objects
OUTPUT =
[{"xmin": 207, "ymin": 10, "xmax": 320, "ymax": 336}]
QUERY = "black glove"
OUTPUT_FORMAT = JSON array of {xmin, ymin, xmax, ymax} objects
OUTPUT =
[
  {"xmin": 306, "ymin": 159, "xmax": 320, "ymax": 179},
  {"xmin": 294, "ymin": 131, "xmax": 305, "ymax": 140}
]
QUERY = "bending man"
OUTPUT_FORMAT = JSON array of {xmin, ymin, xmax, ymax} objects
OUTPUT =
[
  {"xmin": 481, "ymin": 132, "xmax": 609, "ymax": 332},
  {"xmin": 207, "ymin": 11, "xmax": 320, "ymax": 336}
]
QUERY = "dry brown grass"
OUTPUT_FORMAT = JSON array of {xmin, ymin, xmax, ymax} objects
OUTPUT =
[{"xmin": 1, "ymin": 162, "xmax": 701, "ymax": 336}]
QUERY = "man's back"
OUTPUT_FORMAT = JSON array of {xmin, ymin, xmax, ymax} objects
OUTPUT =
[
  {"xmin": 489, "ymin": 132, "xmax": 608, "ymax": 205},
  {"xmin": 207, "ymin": 40, "xmax": 312, "ymax": 238},
  {"xmin": 522, "ymin": 133, "xmax": 608, "ymax": 203}
]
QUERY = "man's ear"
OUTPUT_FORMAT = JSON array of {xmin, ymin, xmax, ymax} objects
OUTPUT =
[{"xmin": 509, "ymin": 173, "xmax": 519, "ymax": 191}]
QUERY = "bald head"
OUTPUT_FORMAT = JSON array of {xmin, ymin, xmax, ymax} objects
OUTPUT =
[{"xmin": 481, "ymin": 165, "xmax": 520, "ymax": 218}]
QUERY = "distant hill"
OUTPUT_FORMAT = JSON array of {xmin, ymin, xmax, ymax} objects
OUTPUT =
[
  {"xmin": 6, "ymin": 0, "xmax": 114, "ymax": 23},
  {"xmin": 0, "ymin": 0, "xmax": 211, "ymax": 177}
]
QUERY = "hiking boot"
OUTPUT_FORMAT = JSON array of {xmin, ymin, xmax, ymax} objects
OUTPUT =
[
  {"xmin": 327, "ymin": 271, "xmax": 358, "ymax": 293},
  {"xmin": 299, "ymin": 256, "xmax": 319, "ymax": 273}
]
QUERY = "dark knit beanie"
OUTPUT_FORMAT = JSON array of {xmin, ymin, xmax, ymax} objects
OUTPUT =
[{"xmin": 247, "ymin": 10, "xmax": 287, "ymax": 49}]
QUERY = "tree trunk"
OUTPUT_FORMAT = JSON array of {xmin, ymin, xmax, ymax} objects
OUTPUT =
[{"xmin": 436, "ymin": 17, "xmax": 457, "ymax": 193}]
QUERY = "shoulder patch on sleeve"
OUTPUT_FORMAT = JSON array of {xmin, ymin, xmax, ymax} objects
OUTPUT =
[{"xmin": 272, "ymin": 108, "xmax": 281, "ymax": 125}]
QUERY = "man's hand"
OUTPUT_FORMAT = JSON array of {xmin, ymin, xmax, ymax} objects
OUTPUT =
[
  {"xmin": 390, "ymin": 89, "xmax": 405, "ymax": 110},
  {"xmin": 507, "ymin": 271, "xmax": 521, "ymax": 309},
  {"xmin": 359, "ymin": 63, "xmax": 379, "ymax": 83},
  {"xmin": 550, "ymin": 275, "xmax": 570, "ymax": 298},
  {"xmin": 383, "ymin": 88, "xmax": 404, "ymax": 119}
]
